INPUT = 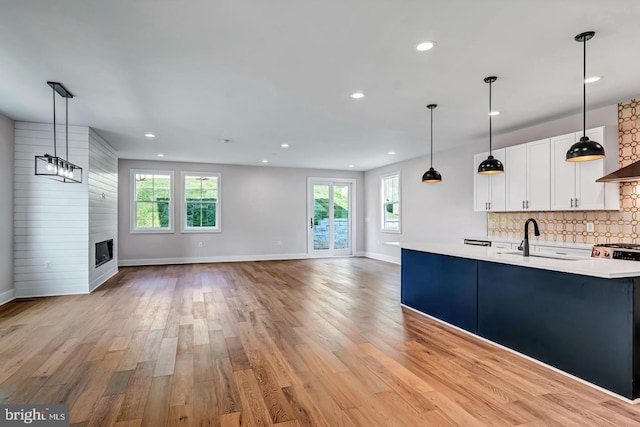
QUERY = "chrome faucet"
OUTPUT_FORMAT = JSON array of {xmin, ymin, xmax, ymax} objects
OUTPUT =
[{"xmin": 523, "ymin": 218, "xmax": 540, "ymax": 257}]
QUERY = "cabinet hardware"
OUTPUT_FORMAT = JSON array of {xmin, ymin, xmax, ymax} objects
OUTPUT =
[
  {"xmin": 310, "ymin": 218, "xmax": 313, "ymax": 229},
  {"xmin": 575, "ymin": 198, "xmax": 579, "ymax": 207},
  {"xmin": 522, "ymin": 200, "xmax": 525, "ymax": 209},
  {"xmin": 570, "ymin": 198, "xmax": 574, "ymax": 208},
  {"xmin": 526, "ymin": 200, "xmax": 529, "ymax": 209}
]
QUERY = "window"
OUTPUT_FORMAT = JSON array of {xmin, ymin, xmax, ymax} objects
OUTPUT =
[
  {"xmin": 381, "ymin": 172, "xmax": 401, "ymax": 232},
  {"xmin": 131, "ymin": 170, "xmax": 174, "ymax": 233},
  {"xmin": 182, "ymin": 172, "xmax": 220, "ymax": 232}
]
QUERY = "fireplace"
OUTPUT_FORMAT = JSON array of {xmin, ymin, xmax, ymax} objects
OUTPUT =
[{"xmin": 95, "ymin": 239, "xmax": 114, "ymax": 268}]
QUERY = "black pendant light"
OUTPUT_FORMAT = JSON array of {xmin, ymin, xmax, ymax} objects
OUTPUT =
[
  {"xmin": 34, "ymin": 82, "xmax": 83, "ymax": 183},
  {"xmin": 422, "ymin": 104, "xmax": 442, "ymax": 183},
  {"xmin": 566, "ymin": 31, "xmax": 605, "ymax": 162},
  {"xmin": 478, "ymin": 76, "xmax": 504, "ymax": 174}
]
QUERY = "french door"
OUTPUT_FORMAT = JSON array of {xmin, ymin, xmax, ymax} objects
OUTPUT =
[{"xmin": 307, "ymin": 178, "xmax": 354, "ymax": 257}]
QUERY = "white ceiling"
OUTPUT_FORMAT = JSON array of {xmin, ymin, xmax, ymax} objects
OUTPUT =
[{"xmin": 1, "ymin": 0, "xmax": 639, "ymax": 171}]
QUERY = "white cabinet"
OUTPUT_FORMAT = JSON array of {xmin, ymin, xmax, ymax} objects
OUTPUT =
[
  {"xmin": 533, "ymin": 245, "xmax": 592, "ymax": 259},
  {"xmin": 474, "ymin": 148, "xmax": 506, "ymax": 212},
  {"xmin": 550, "ymin": 126, "xmax": 617, "ymax": 210},
  {"xmin": 505, "ymin": 139, "xmax": 550, "ymax": 211},
  {"xmin": 491, "ymin": 241, "xmax": 514, "ymax": 250}
]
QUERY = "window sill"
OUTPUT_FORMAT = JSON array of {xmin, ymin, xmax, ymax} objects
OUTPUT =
[
  {"xmin": 181, "ymin": 228, "xmax": 222, "ymax": 234},
  {"xmin": 130, "ymin": 229, "xmax": 175, "ymax": 234}
]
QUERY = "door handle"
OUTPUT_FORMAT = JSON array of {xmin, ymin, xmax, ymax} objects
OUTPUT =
[{"xmin": 310, "ymin": 218, "xmax": 313, "ymax": 229}]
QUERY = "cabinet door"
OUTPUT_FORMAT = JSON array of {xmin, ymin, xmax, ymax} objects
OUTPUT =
[
  {"xmin": 474, "ymin": 152, "xmax": 490, "ymax": 211},
  {"xmin": 550, "ymin": 133, "xmax": 577, "ymax": 210},
  {"xmin": 527, "ymin": 139, "xmax": 551, "ymax": 210},
  {"xmin": 506, "ymin": 145, "xmax": 527, "ymax": 211},
  {"xmin": 488, "ymin": 148, "xmax": 506, "ymax": 211},
  {"xmin": 576, "ymin": 127, "xmax": 605, "ymax": 210}
]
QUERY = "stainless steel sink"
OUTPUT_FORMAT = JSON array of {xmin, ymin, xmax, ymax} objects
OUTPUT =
[{"xmin": 496, "ymin": 251, "xmax": 583, "ymax": 261}]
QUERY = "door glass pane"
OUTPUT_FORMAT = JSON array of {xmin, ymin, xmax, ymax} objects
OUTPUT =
[
  {"xmin": 333, "ymin": 185, "xmax": 349, "ymax": 250},
  {"xmin": 313, "ymin": 184, "xmax": 330, "ymax": 250}
]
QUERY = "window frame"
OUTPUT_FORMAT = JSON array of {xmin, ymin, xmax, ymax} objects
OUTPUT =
[
  {"xmin": 380, "ymin": 171, "xmax": 401, "ymax": 233},
  {"xmin": 130, "ymin": 169, "xmax": 175, "ymax": 234},
  {"xmin": 180, "ymin": 171, "xmax": 222, "ymax": 233}
]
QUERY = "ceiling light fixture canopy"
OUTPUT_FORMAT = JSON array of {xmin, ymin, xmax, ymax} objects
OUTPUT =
[
  {"xmin": 422, "ymin": 104, "xmax": 442, "ymax": 183},
  {"xmin": 478, "ymin": 76, "xmax": 504, "ymax": 174},
  {"xmin": 566, "ymin": 31, "xmax": 605, "ymax": 162},
  {"xmin": 34, "ymin": 82, "xmax": 83, "ymax": 183}
]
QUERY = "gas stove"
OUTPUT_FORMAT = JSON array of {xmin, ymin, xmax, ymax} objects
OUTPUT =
[{"xmin": 591, "ymin": 243, "xmax": 640, "ymax": 261}]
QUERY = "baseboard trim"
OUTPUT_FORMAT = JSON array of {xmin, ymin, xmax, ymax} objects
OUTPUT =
[
  {"xmin": 401, "ymin": 304, "xmax": 640, "ymax": 405},
  {"xmin": 0, "ymin": 288, "xmax": 16, "ymax": 307},
  {"xmin": 364, "ymin": 252, "xmax": 401, "ymax": 264},
  {"xmin": 15, "ymin": 287, "xmax": 90, "ymax": 298},
  {"xmin": 119, "ymin": 252, "xmax": 311, "ymax": 267},
  {"xmin": 90, "ymin": 268, "xmax": 119, "ymax": 292}
]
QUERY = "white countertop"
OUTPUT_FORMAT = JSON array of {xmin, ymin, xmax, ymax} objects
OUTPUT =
[
  {"xmin": 464, "ymin": 236, "xmax": 593, "ymax": 250},
  {"xmin": 400, "ymin": 241, "xmax": 640, "ymax": 279}
]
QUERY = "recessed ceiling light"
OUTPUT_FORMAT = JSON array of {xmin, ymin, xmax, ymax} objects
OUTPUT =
[
  {"xmin": 145, "ymin": 133, "xmax": 156, "ymax": 138},
  {"xmin": 281, "ymin": 143, "xmax": 289, "ymax": 148},
  {"xmin": 222, "ymin": 138, "xmax": 231, "ymax": 143},
  {"xmin": 416, "ymin": 41, "xmax": 436, "ymax": 52},
  {"xmin": 585, "ymin": 76, "xmax": 601, "ymax": 83},
  {"xmin": 348, "ymin": 164, "xmax": 355, "ymax": 168},
  {"xmin": 157, "ymin": 153, "xmax": 164, "ymax": 157},
  {"xmin": 388, "ymin": 151, "xmax": 396, "ymax": 155},
  {"xmin": 350, "ymin": 92, "xmax": 365, "ymax": 99},
  {"xmin": 488, "ymin": 111, "xmax": 500, "ymax": 116},
  {"xmin": 261, "ymin": 159, "xmax": 268, "ymax": 163}
]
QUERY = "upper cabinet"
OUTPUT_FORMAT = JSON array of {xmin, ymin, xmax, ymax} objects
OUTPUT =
[
  {"xmin": 505, "ymin": 138, "xmax": 550, "ymax": 211},
  {"xmin": 550, "ymin": 126, "xmax": 619, "ymax": 211},
  {"xmin": 474, "ymin": 148, "xmax": 506, "ymax": 212},
  {"xmin": 475, "ymin": 125, "xmax": 619, "ymax": 213}
]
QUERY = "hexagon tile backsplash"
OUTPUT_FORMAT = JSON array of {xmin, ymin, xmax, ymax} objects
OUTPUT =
[{"xmin": 488, "ymin": 98, "xmax": 640, "ymax": 244}]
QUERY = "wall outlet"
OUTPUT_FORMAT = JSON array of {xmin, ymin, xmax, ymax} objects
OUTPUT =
[
  {"xmin": 197, "ymin": 241, "xmax": 203, "ymax": 247},
  {"xmin": 586, "ymin": 222, "xmax": 595, "ymax": 233}
]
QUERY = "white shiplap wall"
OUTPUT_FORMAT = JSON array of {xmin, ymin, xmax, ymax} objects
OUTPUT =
[
  {"xmin": 88, "ymin": 129, "xmax": 118, "ymax": 291},
  {"xmin": 14, "ymin": 122, "xmax": 90, "ymax": 296},
  {"xmin": 14, "ymin": 122, "xmax": 118, "ymax": 297}
]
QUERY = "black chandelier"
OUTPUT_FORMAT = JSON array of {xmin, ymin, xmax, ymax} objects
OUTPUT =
[{"xmin": 34, "ymin": 82, "xmax": 83, "ymax": 183}]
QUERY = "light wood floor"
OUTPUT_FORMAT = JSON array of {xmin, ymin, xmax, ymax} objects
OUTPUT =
[{"xmin": 1, "ymin": 258, "xmax": 640, "ymax": 426}]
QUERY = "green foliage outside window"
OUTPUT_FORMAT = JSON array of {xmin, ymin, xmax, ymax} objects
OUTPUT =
[
  {"xmin": 185, "ymin": 175, "xmax": 218, "ymax": 228},
  {"xmin": 135, "ymin": 174, "xmax": 171, "ymax": 229}
]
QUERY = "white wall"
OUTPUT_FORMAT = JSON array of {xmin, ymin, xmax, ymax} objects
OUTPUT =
[
  {"xmin": 88, "ymin": 129, "xmax": 118, "ymax": 291},
  {"xmin": 0, "ymin": 113, "xmax": 14, "ymax": 305},
  {"xmin": 365, "ymin": 144, "xmax": 487, "ymax": 263},
  {"xmin": 14, "ymin": 122, "xmax": 90, "ymax": 297},
  {"xmin": 364, "ymin": 103, "xmax": 619, "ymax": 264},
  {"xmin": 118, "ymin": 159, "xmax": 365, "ymax": 265}
]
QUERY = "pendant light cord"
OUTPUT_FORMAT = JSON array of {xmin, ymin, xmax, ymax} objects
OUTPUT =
[
  {"xmin": 52, "ymin": 86, "xmax": 57, "ymax": 158},
  {"xmin": 583, "ymin": 36, "xmax": 587, "ymax": 139},
  {"xmin": 65, "ymin": 96, "xmax": 69, "ymax": 162},
  {"xmin": 489, "ymin": 80, "xmax": 493, "ymax": 155},
  {"xmin": 430, "ymin": 107, "xmax": 434, "ymax": 168}
]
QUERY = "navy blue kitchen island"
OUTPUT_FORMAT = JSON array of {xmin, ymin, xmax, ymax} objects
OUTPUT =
[{"xmin": 401, "ymin": 244, "xmax": 640, "ymax": 401}]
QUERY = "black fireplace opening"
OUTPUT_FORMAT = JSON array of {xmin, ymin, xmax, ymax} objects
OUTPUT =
[{"xmin": 95, "ymin": 239, "xmax": 114, "ymax": 268}]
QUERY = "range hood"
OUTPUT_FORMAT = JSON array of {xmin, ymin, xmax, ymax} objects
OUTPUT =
[{"xmin": 597, "ymin": 160, "xmax": 640, "ymax": 183}]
